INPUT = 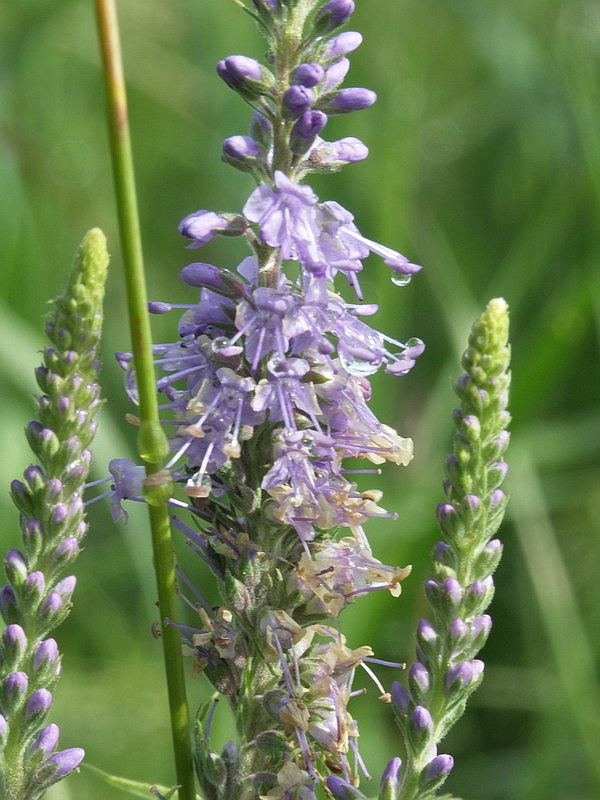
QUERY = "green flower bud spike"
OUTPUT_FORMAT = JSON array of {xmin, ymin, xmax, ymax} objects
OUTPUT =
[
  {"xmin": 388, "ymin": 298, "xmax": 511, "ymax": 800},
  {"xmin": 0, "ymin": 230, "xmax": 108, "ymax": 800}
]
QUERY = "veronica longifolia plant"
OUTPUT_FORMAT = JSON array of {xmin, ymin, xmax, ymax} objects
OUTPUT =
[{"xmin": 3, "ymin": 1, "xmax": 511, "ymax": 799}]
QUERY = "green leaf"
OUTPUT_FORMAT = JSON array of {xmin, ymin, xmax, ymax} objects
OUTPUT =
[{"xmin": 82, "ymin": 763, "xmax": 204, "ymax": 800}]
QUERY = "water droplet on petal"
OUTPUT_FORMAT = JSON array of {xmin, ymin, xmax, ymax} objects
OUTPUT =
[
  {"xmin": 211, "ymin": 336, "xmax": 243, "ymax": 357},
  {"xmin": 391, "ymin": 273, "xmax": 411, "ymax": 287},
  {"xmin": 339, "ymin": 351, "xmax": 382, "ymax": 377},
  {"xmin": 212, "ymin": 336, "xmax": 231, "ymax": 353},
  {"xmin": 405, "ymin": 337, "xmax": 425, "ymax": 356}
]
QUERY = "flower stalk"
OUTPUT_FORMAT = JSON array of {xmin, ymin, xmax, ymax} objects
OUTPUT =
[{"xmin": 94, "ymin": 2, "xmax": 195, "ymax": 798}]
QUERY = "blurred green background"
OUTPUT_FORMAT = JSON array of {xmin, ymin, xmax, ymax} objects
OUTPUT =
[{"xmin": 2, "ymin": 0, "xmax": 600, "ymax": 798}]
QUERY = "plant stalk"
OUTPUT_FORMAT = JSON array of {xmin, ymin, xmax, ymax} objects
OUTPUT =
[{"xmin": 94, "ymin": 2, "xmax": 195, "ymax": 798}]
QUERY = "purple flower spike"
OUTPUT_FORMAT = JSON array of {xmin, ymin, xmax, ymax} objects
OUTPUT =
[
  {"xmin": 46, "ymin": 747, "xmax": 85, "ymax": 778},
  {"xmin": 324, "ymin": 87, "xmax": 377, "ymax": 114}
]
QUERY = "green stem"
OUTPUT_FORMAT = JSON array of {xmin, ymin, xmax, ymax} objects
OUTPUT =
[{"xmin": 94, "ymin": 3, "xmax": 195, "ymax": 798}]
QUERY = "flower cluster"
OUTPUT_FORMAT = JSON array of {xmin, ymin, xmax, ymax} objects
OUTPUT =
[
  {"xmin": 110, "ymin": 1, "xmax": 424, "ymax": 797},
  {"xmin": 0, "ymin": 231, "xmax": 108, "ymax": 800}
]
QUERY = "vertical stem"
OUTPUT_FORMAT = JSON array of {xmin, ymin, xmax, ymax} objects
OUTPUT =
[{"xmin": 94, "ymin": 2, "xmax": 195, "ymax": 798}]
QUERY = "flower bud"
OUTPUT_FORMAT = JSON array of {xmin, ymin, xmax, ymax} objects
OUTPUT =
[
  {"xmin": 216, "ymin": 56, "xmax": 273, "ymax": 100},
  {"xmin": 222, "ymin": 135, "xmax": 263, "ymax": 172},
  {"xmin": 323, "ymin": 31, "xmax": 362, "ymax": 60},
  {"xmin": 314, "ymin": 0, "xmax": 355, "ymax": 35},
  {"xmin": 29, "ymin": 723, "xmax": 60, "ymax": 760},
  {"xmin": 2, "ymin": 624, "xmax": 27, "ymax": 666},
  {"xmin": 306, "ymin": 136, "xmax": 368, "ymax": 171},
  {"xmin": 2, "ymin": 671, "xmax": 29, "ymax": 711},
  {"xmin": 23, "ymin": 519, "xmax": 44, "ymax": 557},
  {"xmin": 407, "ymin": 662, "xmax": 431, "ymax": 703},
  {"xmin": 52, "ymin": 537, "xmax": 80, "ymax": 566},
  {"xmin": 435, "ymin": 502, "xmax": 464, "ymax": 541},
  {"xmin": 325, "ymin": 775, "xmax": 368, "ymax": 800},
  {"xmin": 290, "ymin": 110, "xmax": 328, "ymax": 155},
  {"xmin": 291, "ymin": 63, "xmax": 324, "ymax": 88},
  {"xmin": 0, "ymin": 584, "xmax": 19, "ymax": 623},
  {"xmin": 411, "ymin": 705, "xmax": 433, "ymax": 734},
  {"xmin": 10, "ymin": 479, "xmax": 34, "ymax": 515},
  {"xmin": 249, "ymin": 111, "xmax": 273, "ymax": 148},
  {"xmin": 45, "ymin": 747, "xmax": 85, "ymax": 778},
  {"xmin": 24, "ymin": 687, "xmax": 53, "ymax": 721},
  {"xmin": 444, "ymin": 659, "xmax": 484, "ymax": 698},
  {"xmin": 470, "ymin": 614, "xmax": 492, "ymax": 651},
  {"xmin": 323, "ymin": 57, "xmax": 350, "ymax": 90},
  {"xmin": 379, "ymin": 756, "xmax": 402, "ymax": 800},
  {"xmin": 474, "ymin": 538, "xmax": 503, "ymax": 575},
  {"xmin": 179, "ymin": 210, "xmax": 233, "ymax": 248},
  {"xmin": 282, "ymin": 85, "xmax": 314, "ymax": 119},
  {"xmin": 418, "ymin": 754, "xmax": 454, "ymax": 793},
  {"xmin": 25, "ymin": 571, "xmax": 46, "ymax": 604},
  {"xmin": 390, "ymin": 681, "xmax": 411, "ymax": 715},
  {"xmin": 322, "ymin": 87, "xmax": 376, "ymax": 114},
  {"xmin": 32, "ymin": 638, "xmax": 61, "ymax": 679},
  {"xmin": 463, "ymin": 576, "xmax": 494, "ymax": 616},
  {"xmin": 415, "ymin": 618, "xmax": 438, "ymax": 663},
  {"xmin": 488, "ymin": 461, "xmax": 508, "ymax": 490},
  {"xmin": 431, "ymin": 540, "xmax": 456, "ymax": 574},
  {"xmin": 5, "ymin": 549, "xmax": 29, "ymax": 586}
]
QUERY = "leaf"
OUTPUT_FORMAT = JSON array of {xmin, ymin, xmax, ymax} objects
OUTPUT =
[{"xmin": 82, "ymin": 763, "xmax": 204, "ymax": 800}]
